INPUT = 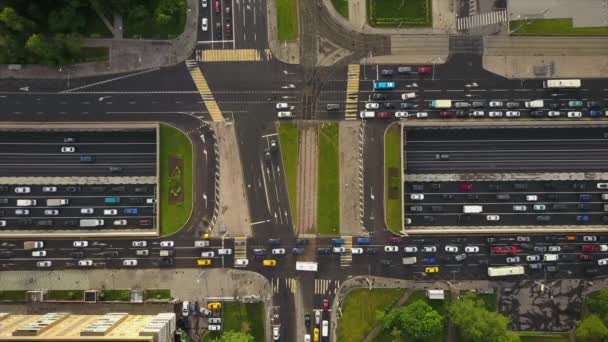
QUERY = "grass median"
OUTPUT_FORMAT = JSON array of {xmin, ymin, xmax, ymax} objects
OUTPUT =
[
  {"xmin": 368, "ymin": 0, "xmax": 432, "ymax": 27},
  {"xmin": 0, "ymin": 290, "xmax": 27, "ymax": 302},
  {"xmin": 277, "ymin": 123, "xmax": 299, "ymax": 224},
  {"xmin": 46, "ymin": 290, "xmax": 85, "ymax": 301},
  {"xmin": 99, "ymin": 289, "xmax": 130, "ymax": 302},
  {"xmin": 276, "ymin": 0, "xmax": 298, "ymax": 40},
  {"xmin": 203, "ymin": 302, "xmax": 265, "ymax": 341},
  {"xmin": 331, "ymin": 0, "xmax": 349, "ymax": 18},
  {"xmin": 510, "ymin": 18, "xmax": 608, "ymax": 35},
  {"xmin": 338, "ymin": 288, "xmax": 406, "ymax": 342},
  {"xmin": 384, "ymin": 124, "xmax": 402, "ymax": 234},
  {"xmin": 143, "ymin": 289, "xmax": 172, "ymax": 301},
  {"xmin": 159, "ymin": 124, "xmax": 192, "ymax": 236},
  {"xmin": 317, "ymin": 122, "xmax": 340, "ymax": 236}
]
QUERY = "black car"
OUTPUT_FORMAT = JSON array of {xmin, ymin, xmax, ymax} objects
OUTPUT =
[
  {"xmin": 317, "ymin": 248, "xmax": 331, "ymax": 255},
  {"xmin": 304, "ymin": 314, "xmax": 311, "ymax": 328},
  {"xmin": 129, "ymin": 197, "xmax": 144, "ymax": 204},
  {"xmin": 0, "ymin": 185, "xmax": 8, "ymax": 192},
  {"xmin": 548, "ymin": 103, "xmax": 561, "ymax": 109},
  {"xmin": 466, "ymin": 194, "xmax": 479, "ymax": 201},
  {"xmin": 295, "ymin": 239, "xmax": 309, "ymax": 245},
  {"xmin": 400, "ymin": 102, "xmax": 417, "ymax": 109},
  {"xmin": 268, "ymin": 238, "xmax": 281, "ymax": 246},
  {"xmin": 365, "ymin": 247, "xmax": 378, "ymax": 255},
  {"xmin": 134, "ymin": 187, "xmax": 148, "ymax": 193},
  {"xmin": 423, "ymin": 216, "xmax": 435, "ymax": 223},
  {"xmin": 160, "ymin": 258, "xmax": 175, "ymax": 267},
  {"xmin": 110, "ymin": 186, "xmax": 126, "ymax": 193},
  {"xmin": 459, "ymin": 214, "xmax": 472, "ymax": 222},
  {"xmin": 383, "ymin": 102, "xmax": 395, "ymax": 109},
  {"xmin": 455, "ymin": 110, "xmax": 467, "ymax": 118},
  {"xmin": 571, "ymin": 182, "xmax": 586, "ymax": 190},
  {"xmin": 585, "ymin": 267, "xmax": 600, "ymax": 275},
  {"xmin": 17, "ymin": 218, "xmax": 32, "ymax": 226},
  {"xmin": 101, "ymin": 251, "xmax": 119, "ymax": 258},
  {"xmin": 530, "ymin": 111, "xmax": 544, "ymax": 117},
  {"xmin": 0, "ymin": 210, "xmax": 4, "ymax": 217},
  {"xmin": 64, "ymin": 219, "xmax": 78, "ymax": 227},
  {"xmin": 380, "ymin": 259, "xmax": 392, "ymax": 265},
  {"xmin": 442, "ymin": 194, "xmax": 454, "ymax": 200},
  {"xmin": 577, "ymin": 203, "xmax": 591, "ymax": 211},
  {"xmin": 66, "ymin": 185, "xmax": 81, "ymax": 193},
  {"xmin": 547, "ymin": 193, "xmax": 560, "ymax": 201},
  {"xmin": 488, "ymin": 184, "xmax": 503, "ymax": 191},
  {"xmin": 372, "ymin": 93, "xmax": 387, "ymax": 100},
  {"xmin": 587, "ymin": 101, "xmax": 601, "ymax": 108},
  {"xmin": 70, "ymin": 251, "xmax": 85, "ymax": 258},
  {"xmin": 0, "ymin": 251, "xmax": 13, "ymax": 258},
  {"xmin": 90, "ymin": 186, "xmax": 106, "ymax": 192},
  {"xmin": 546, "ymin": 265, "xmax": 558, "ymax": 273},
  {"xmin": 543, "ymin": 182, "xmax": 556, "ymax": 189},
  {"xmin": 253, "ymin": 248, "xmax": 267, "ymax": 256},
  {"xmin": 431, "ymin": 183, "xmax": 441, "ymax": 190}
]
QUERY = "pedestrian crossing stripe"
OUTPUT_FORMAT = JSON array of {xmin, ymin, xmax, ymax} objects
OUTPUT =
[
  {"xmin": 314, "ymin": 279, "xmax": 341, "ymax": 295},
  {"xmin": 271, "ymin": 278, "xmax": 296, "ymax": 294},
  {"xmin": 234, "ymin": 236, "xmax": 247, "ymax": 260},
  {"xmin": 457, "ymin": 10, "xmax": 508, "ymax": 31},
  {"xmin": 340, "ymin": 236, "xmax": 353, "ymax": 267},
  {"xmin": 345, "ymin": 64, "xmax": 360, "ymax": 121},
  {"xmin": 201, "ymin": 49, "xmax": 273, "ymax": 62},
  {"xmin": 185, "ymin": 60, "xmax": 224, "ymax": 122}
]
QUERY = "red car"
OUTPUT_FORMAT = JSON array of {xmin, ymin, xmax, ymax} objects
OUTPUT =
[
  {"xmin": 417, "ymin": 66, "xmax": 432, "ymax": 74},
  {"xmin": 579, "ymin": 254, "xmax": 593, "ymax": 261},
  {"xmin": 582, "ymin": 245, "xmax": 600, "ymax": 252},
  {"xmin": 322, "ymin": 298, "xmax": 329, "ymax": 311},
  {"xmin": 214, "ymin": 1, "xmax": 220, "ymax": 13},
  {"xmin": 376, "ymin": 111, "xmax": 392, "ymax": 118},
  {"xmin": 388, "ymin": 236, "xmax": 401, "ymax": 244},
  {"xmin": 440, "ymin": 111, "xmax": 454, "ymax": 118},
  {"xmin": 494, "ymin": 246, "xmax": 520, "ymax": 254},
  {"xmin": 460, "ymin": 183, "xmax": 473, "ymax": 191}
]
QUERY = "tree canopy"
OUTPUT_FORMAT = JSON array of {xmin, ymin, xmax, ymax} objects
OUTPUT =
[
  {"xmin": 576, "ymin": 314, "xmax": 608, "ymax": 340},
  {"xmin": 382, "ymin": 300, "xmax": 444, "ymax": 341},
  {"xmin": 450, "ymin": 294, "xmax": 520, "ymax": 342}
]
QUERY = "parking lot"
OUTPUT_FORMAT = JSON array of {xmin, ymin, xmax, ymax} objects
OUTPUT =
[{"xmin": 0, "ymin": 125, "xmax": 158, "ymax": 235}]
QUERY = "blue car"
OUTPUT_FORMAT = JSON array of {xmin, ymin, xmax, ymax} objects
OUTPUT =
[
  {"xmin": 292, "ymin": 248, "xmax": 305, "ymax": 255},
  {"xmin": 589, "ymin": 110, "xmax": 603, "ymax": 117},
  {"xmin": 576, "ymin": 215, "xmax": 590, "ymax": 222},
  {"xmin": 124, "ymin": 208, "xmax": 138, "ymax": 215},
  {"xmin": 356, "ymin": 237, "xmax": 370, "ymax": 245},
  {"xmin": 422, "ymin": 257, "xmax": 437, "ymax": 265}
]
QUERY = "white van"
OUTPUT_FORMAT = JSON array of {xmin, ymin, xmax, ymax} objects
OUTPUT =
[
  {"xmin": 322, "ymin": 320, "xmax": 329, "ymax": 337},
  {"xmin": 602, "ymin": 194, "xmax": 608, "ymax": 201},
  {"xmin": 401, "ymin": 92, "xmax": 416, "ymax": 100},
  {"xmin": 359, "ymin": 111, "xmax": 375, "ymax": 119},
  {"xmin": 182, "ymin": 301, "xmax": 189, "ymax": 316},
  {"xmin": 544, "ymin": 254, "xmax": 559, "ymax": 262}
]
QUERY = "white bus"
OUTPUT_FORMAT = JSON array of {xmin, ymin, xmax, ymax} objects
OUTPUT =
[
  {"xmin": 487, "ymin": 266, "xmax": 525, "ymax": 277},
  {"xmin": 543, "ymin": 79, "xmax": 581, "ymax": 88}
]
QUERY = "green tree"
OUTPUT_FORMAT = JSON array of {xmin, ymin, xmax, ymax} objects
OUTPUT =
[
  {"xmin": 154, "ymin": 0, "xmax": 185, "ymax": 25},
  {"xmin": 587, "ymin": 289, "xmax": 608, "ymax": 320},
  {"xmin": 577, "ymin": 314, "xmax": 608, "ymax": 340},
  {"xmin": 383, "ymin": 300, "xmax": 443, "ymax": 341},
  {"xmin": 25, "ymin": 33, "xmax": 54, "ymax": 63},
  {"xmin": 450, "ymin": 295, "xmax": 520, "ymax": 342},
  {"xmin": 48, "ymin": 2, "xmax": 86, "ymax": 33},
  {"xmin": 212, "ymin": 330, "xmax": 254, "ymax": 342},
  {"xmin": 0, "ymin": 7, "xmax": 33, "ymax": 33}
]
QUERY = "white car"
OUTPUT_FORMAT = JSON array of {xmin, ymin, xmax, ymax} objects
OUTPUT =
[
  {"xmin": 384, "ymin": 246, "xmax": 399, "ymax": 253},
  {"xmin": 218, "ymin": 248, "xmax": 232, "ymax": 255},
  {"xmin": 548, "ymin": 111, "xmax": 561, "ymax": 117},
  {"xmin": 351, "ymin": 248, "xmax": 363, "ymax": 254},
  {"xmin": 209, "ymin": 325, "xmax": 221, "ymax": 331},
  {"xmin": 489, "ymin": 101, "xmax": 503, "ymax": 107},
  {"xmin": 146, "ymin": 198, "xmax": 155, "ymax": 204},
  {"xmin": 14, "ymin": 187, "xmax": 30, "ymax": 193},
  {"xmin": 422, "ymin": 246, "xmax": 437, "ymax": 253},
  {"xmin": 513, "ymin": 205, "xmax": 527, "ymax": 212},
  {"xmin": 32, "ymin": 250, "xmax": 46, "ymax": 257},
  {"xmin": 44, "ymin": 209, "xmax": 59, "ymax": 216},
  {"xmin": 61, "ymin": 146, "xmax": 75, "ymax": 153},
  {"xmin": 394, "ymin": 111, "xmax": 409, "ymax": 118},
  {"xmin": 410, "ymin": 194, "xmax": 424, "ymax": 200},
  {"xmin": 445, "ymin": 245, "xmax": 458, "ymax": 253},
  {"xmin": 160, "ymin": 241, "xmax": 174, "ymax": 248},
  {"xmin": 488, "ymin": 111, "xmax": 502, "ymax": 117},
  {"xmin": 103, "ymin": 209, "xmax": 117, "ymax": 215},
  {"xmin": 404, "ymin": 246, "xmax": 417, "ymax": 253},
  {"xmin": 601, "ymin": 245, "xmax": 608, "ymax": 252},
  {"xmin": 15, "ymin": 209, "xmax": 29, "ymax": 215},
  {"xmin": 506, "ymin": 111, "xmax": 520, "ymax": 117},
  {"xmin": 78, "ymin": 260, "xmax": 93, "ymax": 267},
  {"xmin": 202, "ymin": 0, "xmax": 207, "ymax": 7},
  {"xmin": 597, "ymin": 183, "xmax": 608, "ymax": 189},
  {"xmin": 568, "ymin": 111, "xmax": 582, "ymax": 118},
  {"xmin": 416, "ymin": 112, "xmax": 428, "ymax": 118},
  {"xmin": 81, "ymin": 208, "xmax": 94, "ymax": 214},
  {"xmin": 272, "ymin": 248, "xmax": 286, "ymax": 255},
  {"xmin": 277, "ymin": 111, "xmax": 292, "ymax": 118},
  {"xmin": 333, "ymin": 246, "xmax": 346, "ymax": 253},
  {"xmin": 201, "ymin": 18, "xmax": 208, "ymax": 31},
  {"xmin": 123, "ymin": 259, "xmax": 138, "ymax": 266},
  {"xmin": 599, "ymin": 258, "xmax": 608, "ymax": 266},
  {"xmin": 464, "ymin": 246, "xmax": 479, "ymax": 253},
  {"xmin": 36, "ymin": 261, "xmax": 52, "ymax": 268},
  {"xmin": 201, "ymin": 251, "xmax": 215, "ymax": 258},
  {"xmin": 506, "ymin": 256, "xmax": 520, "ymax": 263},
  {"xmin": 526, "ymin": 255, "xmax": 540, "ymax": 262},
  {"xmin": 533, "ymin": 204, "xmax": 546, "ymax": 211},
  {"xmin": 365, "ymin": 102, "xmax": 380, "ymax": 109},
  {"xmin": 132, "ymin": 241, "xmax": 147, "ymax": 247},
  {"xmin": 235, "ymin": 258, "xmax": 249, "ymax": 266},
  {"xmin": 471, "ymin": 111, "xmax": 485, "ymax": 117},
  {"xmin": 273, "ymin": 326, "xmax": 280, "ymax": 341},
  {"xmin": 0, "ymin": 221, "xmax": 6, "ymax": 227},
  {"xmin": 194, "ymin": 240, "xmax": 210, "ymax": 247},
  {"xmin": 113, "ymin": 220, "xmax": 127, "ymax": 226},
  {"xmin": 526, "ymin": 195, "xmax": 538, "ymax": 201},
  {"xmin": 305, "ymin": 334, "xmax": 311, "ymax": 342},
  {"xmin": 584, "ymin": 236, "xmax": 597, "ymax": 242},
  {"xmin": 73, "ymin": 241, "xmax": 88, "ymax": 247},
  {"xmin": 486, "ymin": 215, "xmax": 500, "ymax": 221},
  {"xmin": 276, "ymin": 102, "xmax": 289, "ymax": 109},
  {"xmin": 548, "ymin": 246, "xmax": 561, "ymax": 252},
  {"xmin": 42, "ymin": 186, "xmax": 57, "ymax": 192}
]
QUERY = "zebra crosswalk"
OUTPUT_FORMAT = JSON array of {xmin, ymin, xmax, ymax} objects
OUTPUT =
[
  {"xmin": 271, "ymin": 278, "xmax": 296, "ymax": 294},
  {"xmin": 314, "ymin": 279, "xmax": 341, "ymax": 295},
  {"xmin": 234, "ymin": 237, "xmax": 247, "ymax": 260},
  {"xmin": 340, "ymin": 236, "xmax": 352, "ymax": 267},
  {"xmin": 345, "ymin": 64, "xmax": 361, "ymax": 120},
  {"xmin": 457, "ymin": 10, "xmax": 508, "ymax": 31},
  {"xmin": 201, "ymin": 49, "xmax": 273, "ymax": 62},
  {"xmin": 185, "ymin": 60, "xmax": 224, "ymax": 122}
]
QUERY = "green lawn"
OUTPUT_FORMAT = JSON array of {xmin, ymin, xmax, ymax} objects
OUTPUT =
[
  {"xmin": 517, "ymin": 331, "xmax": 570, "ymax": 342},
  {"xmin": 277, "ymin": 123, "xmax": 299, "ymax": 225},
  {"xmin": 317, "ymin": 122, "xmax": 340, "ymax": 236},
  {"xmin": 203, "ymin": 302, "xmax": 265, "ymax": 341},
  {"xmin": 368, "ymin": 0, "xmax": 432, "ymax": 27},
  {"xmin": 46, "ymin": 290, "xmax": 85, "ymax": 301},
  {"xmin": 331, "ymin": 0, "xmax": 349, "ymax": 19},
  {"xmin": 276, "ymin": 0, "xmax": 299, "ymax": 40},
  {"xmin": 0, "ymin": 290, "xmax": 27, "ymax": 302},
  {"xmin": 124, "ymin": 0, "xmax": 186, "ymax": 38},
  {"xmin": 510, "ymin": 18, "xmax": 608, "ymax": 35},
  {"xmin": 384, "ymin": 124, "xmax": 402, "ymax": 234},
  {"xmin": 144, "ymin": 289, "xmax": 172, "ymax": 301},
  {"xmin": 99, "ymin": 289, "xmax": 130, "ymax": 301},
  {"xmin": 159, "ymin": 123, "xmax": 193, "ymax": 236},
  {"xmin": 338, "ymin": 288, "xmax": 406, "ymax": 342}
]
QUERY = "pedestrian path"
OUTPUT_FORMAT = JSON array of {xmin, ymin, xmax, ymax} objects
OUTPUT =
[
  {"xmin": 271, "ymin": 277, "xmax": 296, "ymax": 294},
  {"xmin": 201, "ymin": 49, "xmax": 273, "ymax": 62},
  {"xmin": 314, "ymin": 279, "xmax": 341, "ymax": 295},
  {"xmin": 457, "ymin": 10, "xmax": 508, "ymax": 31},
  {"xmin": 340, "ymin": 236, "xmax": 352, "ymax": 267},
  {"xmin": 185, "ymin": 60, "xmax": 224, "ymax": 122},
  {"xmin": 234, "ymin": 237, "xmax": 247, "ymax": 260},
  {"xmin": 344, "ymin": 64, "xmax": 361, "ymax": 120}
]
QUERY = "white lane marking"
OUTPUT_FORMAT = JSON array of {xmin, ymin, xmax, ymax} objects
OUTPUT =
[{"xmin": 61, "ymin": 68, "xmax": 160, "ymax": 93}]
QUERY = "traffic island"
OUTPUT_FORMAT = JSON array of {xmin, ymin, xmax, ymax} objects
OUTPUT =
[
  {"xmin": 277, "ymin": 122, "xmax": 300, "ymax": 226},
  {"xmin": 384, "ymin": 122, "xmax": 403, "ymax": 235},
  {"xmin": 317, "ymin": 122, "xmax": 340, "ymax": 236}
]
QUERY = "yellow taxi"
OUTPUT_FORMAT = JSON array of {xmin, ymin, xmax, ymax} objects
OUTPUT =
[
  {"xmin": 425, "ymin": 267, "xmax": 439, "ymax": 273},
  {"xmin": 197, "ymin": 259, "xmax": 212, "ymax": 266},
  {"xmin": 207, "ymin": 302, "xmax": 222, "ymax": 310},
  {"xmin": 313, "ymin": 327, "xmax": 320, "ymax": 342},
  {"xmin": 263, "ymin": 259, "xmax": 277, "ymax": 267}
]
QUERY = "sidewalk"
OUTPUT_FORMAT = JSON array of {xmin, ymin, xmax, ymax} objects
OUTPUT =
[
  {"xmin": 266, "ymin": 0, "xmax": 299, "ymax": 64},
  {"xmin": 361, "ymin": 289, "xmax": 414, "ymax": 342},
  {"xmin": 0, "ymin": 0, "xmax": 199, "ymax": 79}
]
